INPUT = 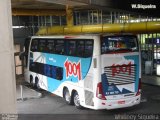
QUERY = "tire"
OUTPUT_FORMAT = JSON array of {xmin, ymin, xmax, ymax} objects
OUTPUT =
[
  {"xmin": 73, "ymin": 91, "xmax": 83, "ymax": 109},
  {"xmin": 35, "ymin": 76, "xmax": 40, "ymax": 89},
  {"xmin": 63, "ymin": 88, "xmax": 73, "ymax": 105},
  {"xmin": 30, "ymin": 75, "xmax": 34, "ymax": 87}
]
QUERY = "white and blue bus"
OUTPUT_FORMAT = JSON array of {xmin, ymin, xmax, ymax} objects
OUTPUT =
[{"xmin": 24, "ymin": 34, "xmax": 141, "ymax": 110}]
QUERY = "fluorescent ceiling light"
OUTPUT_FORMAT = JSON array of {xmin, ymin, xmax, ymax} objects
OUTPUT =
[{"xmin": 12, "ymin": 26, "xmax": 26, "ymax": 28}]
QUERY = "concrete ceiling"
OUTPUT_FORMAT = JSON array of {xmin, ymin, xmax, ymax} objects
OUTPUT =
[
  {"xmin": 11, "ymin": 0, "xmax": 160, "ymax": 17},
  {"xmin": 11, "ymin": 0, "xmax": 65, "ymax": 10},
  {"xmin": 11, "ymin": 0, "xmax": 90, "ymax": 10}
]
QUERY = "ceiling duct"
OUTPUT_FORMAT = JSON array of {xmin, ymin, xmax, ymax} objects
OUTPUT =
[{"xmin": 37, "ymin": 21, "xmax": 160, "ymax": 35}]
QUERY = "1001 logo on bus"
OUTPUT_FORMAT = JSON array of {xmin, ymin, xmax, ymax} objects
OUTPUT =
[
  {"xmin": 64, "ymin": 59, "xmax": 82, "ymax": 80},
  {"xmin": 111, "ymin": 62, "xmax": 132, "ymax": 77}
]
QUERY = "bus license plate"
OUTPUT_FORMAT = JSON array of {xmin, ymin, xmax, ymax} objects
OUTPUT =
[{"xmin": 118, "ymin": 100, "xmax": 125, "ymax": 104}]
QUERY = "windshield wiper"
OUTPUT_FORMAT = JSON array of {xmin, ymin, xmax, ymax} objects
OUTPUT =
[{"xmin": 114, "ymin": 48, "xmax": 132, "ymax": 51}]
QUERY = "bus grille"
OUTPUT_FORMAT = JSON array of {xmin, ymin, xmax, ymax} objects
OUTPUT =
[
  {"xmin": 85, "ymin": 90, "xmax": 94, "ymax": 106},
  {"xmin": 104, "ymin": 64, "xmax": 136, "ymax": 85},
  {"xmin": 84, "ymin": 76, "xmax": 94, "ymax": 106}
]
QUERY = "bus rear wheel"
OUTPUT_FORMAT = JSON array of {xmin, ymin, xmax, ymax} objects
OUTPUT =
[
  {"xmin": 73, "ymin": 91, "xmax": 83, "ymax": 109},
  {"xmin": 63, "ymin": 88, "xmax": 73, "ymax": 105}
]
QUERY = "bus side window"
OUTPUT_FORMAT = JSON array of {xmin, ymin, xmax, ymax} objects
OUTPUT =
[
  {"xmin": 31, "ymin": 39, "xmax": 38, "ymax": 52},
  {"xmin": 46, "ymin": 40, "xmax": 55, "ymax": 54},
  {"xmin": 44, "ymin": 64, "xmax": 52, "ymax": 77},
  {"xmin": 77, "ymin": 40, "xmax": 84, "ymax": 57},
  {"xmin": 68, "ymin": 40, "xmax": 76, "ymax": 56},
  {"xmin": 38, "ymin": 63, "xmax": 44, "ymax": 75},
  {"xmin": 51, "ymin": 66, "xmax": 57, "ymax": 79},
  {"xmin": 55, "ymin": 40, "xmax": 65, "ymax": 55},
  {"xmin": 56, "ymin": 67, "xmax": 63, "ymax": 80},
  {"xmin": 29, "ymin": 62, "xmax": 35, "ymax": 72},
  {"xmin": 39, "ymin": 39, "xmax": 47, "ymax": 52},
  {"xmin": 29, "ymin": 62, "xmax": 38, "ymax": 73},
  {"xmin": 84, "ymin": 40, "xmax": 93, "ymax": 57},
  {"xmin": 51, "ymin": 65, "xmax": 63, "ymax": 80}
]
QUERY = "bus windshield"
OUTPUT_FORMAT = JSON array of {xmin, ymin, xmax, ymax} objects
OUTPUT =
[{"xmin": 101, "ymin": 35, "xmax": 138, "ymax": 54}]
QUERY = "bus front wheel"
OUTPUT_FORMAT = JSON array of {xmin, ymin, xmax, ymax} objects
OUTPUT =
[
  {"xmin": 63, "ymin": 88, "xmax": 73, "ymax": 105},
  {"xmin": 30, "ymin": 75, "xmax": 34, "ymax": 87},
  {"xmin": 35, "ymin": 76, "xmax": 40, "ymax": 89}
]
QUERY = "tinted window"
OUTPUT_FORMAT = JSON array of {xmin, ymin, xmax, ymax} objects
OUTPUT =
[
  {"xmin": 55, "ymin": 40, "xmax": 64, "ymax": 55},
  {"xmin": 31, "ymin": 39, "xmax": 38, "ymax": 52},
  {"xmin": 46, "ymin": 40, "xmax": 55, "ymax": 53},
  {"xmin": 29, "ymin": 62, "xmax": 63, "ymax": 80},
  {"xmin": 68, "ymin": 40, "xmax": 77, "ymax": 56},
  {"xmin": 101, "ymin": 35, "xmax": 138, "ymax": 54},
  {"xmin": 77, "ymin": 40, "xmax": 93, "ymax": 57},
  {"xmin": 77, "ymin": 40, "xmax": 85, "ymax": 57},
  {"xmin": 39, "ymin": 39, "xmax": 47, "ymax": 52},
  {"xmin": 30, "ymin": 38, "xmax": 93, "ymax": 58},
  {"xmin": 85, "ymin": 40, "xmax": 93, "ymax": 57}
]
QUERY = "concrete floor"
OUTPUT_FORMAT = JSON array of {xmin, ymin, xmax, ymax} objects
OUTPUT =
[
  {"xmin": 16, "ymin": 76, "xmax": 160, "ymax": 120},
  {"xmin": 142, "ymin": 75, "xmax": 160, "ymax": 86}
]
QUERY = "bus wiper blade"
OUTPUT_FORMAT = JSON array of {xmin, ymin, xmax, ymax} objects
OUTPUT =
[{"xmin": 114, "ymin": 48, "xmax": 132, "ymax": 51}]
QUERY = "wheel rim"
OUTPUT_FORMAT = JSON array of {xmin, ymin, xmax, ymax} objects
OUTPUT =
[{"xmin": 74, "ymin": 94, "xmax": 80, "ymax": 107}]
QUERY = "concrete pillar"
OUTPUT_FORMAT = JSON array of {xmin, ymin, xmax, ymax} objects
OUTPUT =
[
  {"xmin": 0, "ymin": 0, "xmax": 17, "ymax": 114},
  {"xmin": 66, "ymin": 5, "xmax": 74, "ymax": 26}
]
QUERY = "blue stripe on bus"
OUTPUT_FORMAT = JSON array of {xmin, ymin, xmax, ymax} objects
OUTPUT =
[
  {"xmin": 43, "ymin": 53, "xmax": 92, "ymax": 92},
  {"xmin": 124, "ymin": 55, "xmax": 139, "ymax": 92}
]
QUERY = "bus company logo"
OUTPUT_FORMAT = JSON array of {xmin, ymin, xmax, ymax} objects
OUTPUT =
[
  {"xmin": 64, "ymin": 59, "xmax": 82, "ymax": 80},
  {"xmin": 49, "ymin": 57, "xmax": 56, "ymax": 63},
  {"xmin": 111, "ymin": 62, "xmax": 132, "ymax": 77}
]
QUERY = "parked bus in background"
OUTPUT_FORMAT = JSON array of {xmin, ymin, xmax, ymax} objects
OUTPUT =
[{"xmin": 23, "ymin": 34, "xmax": 141, "ymax": 110}]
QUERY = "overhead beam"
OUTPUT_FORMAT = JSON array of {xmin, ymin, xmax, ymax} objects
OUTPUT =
[
  {"xmin": 12, "ymin": 9, "xmax": 66, "ymax": 16},
  {"xmin": 36, "ymin": 0, "xmax": 90, "ymax": 6}
]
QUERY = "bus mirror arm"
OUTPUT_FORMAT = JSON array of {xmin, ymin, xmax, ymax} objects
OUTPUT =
[{"xmin": 19, "ymin": 51, "xmax": 26, "ymax": 60}]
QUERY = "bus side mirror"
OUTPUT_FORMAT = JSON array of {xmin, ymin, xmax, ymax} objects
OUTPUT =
[{"xmin": 19, "ymin": 52, "xmax": 25, "ymax": 60}]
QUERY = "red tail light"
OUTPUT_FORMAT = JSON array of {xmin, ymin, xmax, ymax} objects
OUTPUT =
[
  {"xmin": 96, "ymin": 82, "xmax": 106, "ymax": 100},
  {"xmin": 136, "ymin": 79, "xmax": 141, "ymax": 96}
]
